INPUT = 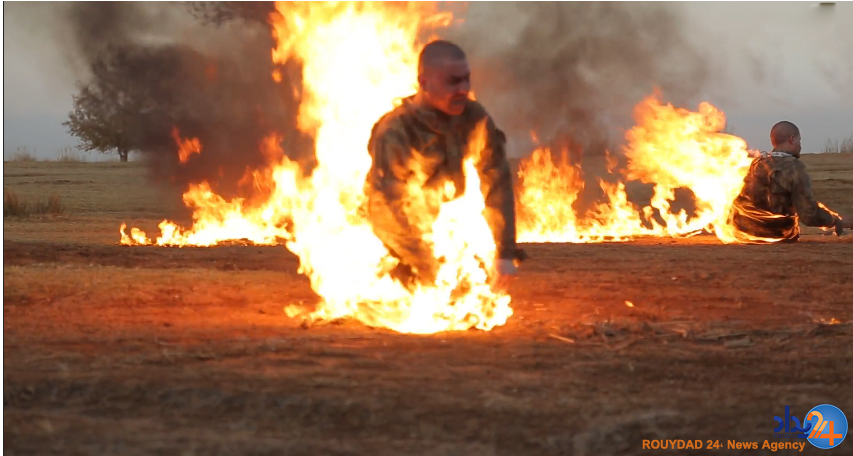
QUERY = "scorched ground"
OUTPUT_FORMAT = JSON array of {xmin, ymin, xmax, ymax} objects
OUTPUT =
[{"xmin": 4, "ymin": 154, "xmax": 853, "ymax": 455}]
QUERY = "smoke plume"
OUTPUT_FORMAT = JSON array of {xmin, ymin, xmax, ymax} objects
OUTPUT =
[
  {"xmin": 445, "ymin": 2, "xmax": 709, "ymax": 161},
  {"xmin": 53, "ymin": 1, "xmax": 711, "ymax": 217},
  {"xmin": 57, "ymin": 1, "xmax": 313, "ymax": 208},
  {"xmin": 442, "ymin": 2, "xmax": 711, "ymax": 214}
]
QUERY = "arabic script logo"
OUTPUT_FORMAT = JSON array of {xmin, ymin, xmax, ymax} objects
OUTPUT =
[{"xmin": 774, "ymin": 405, "xmax": 812, "ymax": 439}]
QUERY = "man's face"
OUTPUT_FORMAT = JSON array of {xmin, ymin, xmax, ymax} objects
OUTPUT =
[{"xmin": 419, "ymin": 58, "xmax": 471, "ymax": 116}]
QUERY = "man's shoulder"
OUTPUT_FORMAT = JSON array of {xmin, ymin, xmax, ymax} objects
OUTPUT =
[
  {"xmin": 770, "ymin": 155, "xmax": 806, "ymax": 173},
  {"xmin": 371, "ymin": 102, "xmax": 413, "ymax": 142},
  {"xmin": 764, "ymin": 155, "xmax": 810, "ymax": 189},
  {"xmin": 374, "ymin": 101, "xmax": 411, "ymax": 130},
  {"xmin": 370, "ymin": 97, "xmax": 495, "ymax": 137},
  {"xmin": 462, "ymin": 99, "xmax": 491, "ymax": 123},
  {"xmin": 755, "ymin": 153, "xmax": 801, "ymax": 170}
]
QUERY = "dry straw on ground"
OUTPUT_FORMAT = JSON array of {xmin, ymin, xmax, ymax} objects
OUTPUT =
[
  {"xmin": 8, "ymin": 146, "xmax": 38, "ymax": 162},
  {"xmin": 4, "ymin": 190, "xmax": 65, "ymax": 217},
  {"xmin": 824, "ymin": 135, "xmax": 853, "ymax": 154},
  {"xmin": 55, "ymin": 147, "xmax": 89, "ymax": 163},
  {"xmin": 3, "ymin": 154, "xmax": 853, "ymax": 455}
]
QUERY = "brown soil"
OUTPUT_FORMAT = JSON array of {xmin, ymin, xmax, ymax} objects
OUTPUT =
[{"xmin": 4, "ymin": 156, "xmax": 853, "ymax": 455}]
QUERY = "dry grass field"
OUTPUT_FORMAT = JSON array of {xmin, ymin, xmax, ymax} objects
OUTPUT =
[{"xmin": 4, "ymin": 154, "xmax": 853, "ymax": 455}]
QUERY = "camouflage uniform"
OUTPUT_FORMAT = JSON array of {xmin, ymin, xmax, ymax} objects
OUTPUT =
[
  {"xmin": 364, "ymin": 95, "xmax": 520, "ymax": 284},
  {"xmin": 731, "ymin": 151, "xmax": 838, "ymax": 241}
]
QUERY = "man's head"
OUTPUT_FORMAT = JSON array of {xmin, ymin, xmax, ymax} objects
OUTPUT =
[
  {"xmin": 770, "ymin": 121, "xmax": 802, "ymax": 157},
  {"xmin": 417, "ymin": 40, "xmax": 470, "ymax": 116}
]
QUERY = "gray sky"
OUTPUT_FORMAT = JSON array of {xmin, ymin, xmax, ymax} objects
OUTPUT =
[
  {"xmin": 4, "ymin": 2, "xmax": 81, "ymax": 159},
  {"xmin": 3, "ymin": 2, "xmax": 852, "ymax": 160},
  {"xmin": 679, "ymin": 1, "xmax": 853, "ymax": 152}
]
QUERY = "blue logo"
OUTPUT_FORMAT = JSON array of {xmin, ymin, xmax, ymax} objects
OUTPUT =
[
  {"xmin": 774, "ymin": 405, "xmax": 812, "ymax": 439},
  {"xmin": 805, "ymin": 404, "xmax": 848, "ymax": 449}
]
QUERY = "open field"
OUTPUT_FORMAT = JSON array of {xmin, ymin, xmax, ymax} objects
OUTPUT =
[{"xmin": 4, "ymin": 154, "xmax": 853, "ymax": 455}]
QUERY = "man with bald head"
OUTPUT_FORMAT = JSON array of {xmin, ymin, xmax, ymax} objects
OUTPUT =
[
  {"xmin": 730, "ymin": 121, "xmax": 851, "ymax": 242},
  {"xmin": 364, "ymin": 40, "xmax": 523, "ymax": 288}
]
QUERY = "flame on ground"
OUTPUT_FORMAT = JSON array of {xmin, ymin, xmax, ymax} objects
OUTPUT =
[
  {"xmin": 118, "ymin": 3, "xmax": 805, "ymax": 333},
  {"xmin": 121, "ymin": 1, "xmax": 509, "ymax": 334},
  {"xmin": 517, "ymin": 94, "xmax": 771, "ymax": 244}
]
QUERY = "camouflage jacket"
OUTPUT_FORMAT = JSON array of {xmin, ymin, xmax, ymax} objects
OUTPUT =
[
  {"xmin": 365, "ymin": 95, "xmax": 518, "ymax": 274},
  {"xmin": 731, "ymin": 152, "xmax": 837, "ymax": 240}
]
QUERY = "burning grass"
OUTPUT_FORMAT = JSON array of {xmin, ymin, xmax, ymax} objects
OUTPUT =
[
  {"xmin": 115, "ymin": 3, "xmax": 511, "ymax": 334},
  {"xmin": 107, "ymin": 2, "xmax": 819, "ymax": 334},
  {"xmin": 4, "ymin": 240, "xmax": 853, "ymax": 454},
  {"xmin": 3, "ymin": 0, "xmax": 852, "ymax": 445},
  {"xmin": 4, "ymin": 154, "xmax": 853, "ymax": 454}
]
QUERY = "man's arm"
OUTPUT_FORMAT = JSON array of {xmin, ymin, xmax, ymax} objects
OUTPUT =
[
  {"xmin": 789, "ymin": 160, "xmax": 837, "ymax": 228},
  {"xmin": 476, "ymin": 116, "xmax": 519, "ymax": 261}
]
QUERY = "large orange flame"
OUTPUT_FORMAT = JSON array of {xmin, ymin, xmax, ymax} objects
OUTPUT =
[
  {"xmin": 121, "ymin": 1, "xmax": 510, "ymax": 334},
  {"xmin": 516, "ymin": 94, "xmax": 764, "ymax": 243},
  {"xmin": 118, "ymin": 3, "xmax": 799, "ymax": 334}
]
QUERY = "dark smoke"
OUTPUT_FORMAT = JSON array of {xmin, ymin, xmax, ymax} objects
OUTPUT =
[
  {"xmin": 59, "ymin": 1, "xmax": 313, "ymax": 208},
  {"xmin": 443, "ymin": 2, "xmax": 710, "ymax": 215},
  {"xmin": 56, "ymin": 1, "xmax": 710, "ymax": 218},
  {"xmin": 445, "ymin": 2, "xmax": 709, "ymax": 161},
  {"xmin": 64, "ymin": 2, "xmax": 157, "ymax": 64}
]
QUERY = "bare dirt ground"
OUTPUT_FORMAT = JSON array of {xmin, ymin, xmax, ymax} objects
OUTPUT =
[{"xmin": 4, "ymin": 154, "xmax": 853, "ymax": 455}]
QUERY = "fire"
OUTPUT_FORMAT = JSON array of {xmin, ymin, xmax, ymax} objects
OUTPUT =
[
  {"xmin": 515, "ymin": 147, "xmax": 584, "ymax": 242},
  {"xmin": 517, "ymin": 94, "xmax": 758, "ymax": 243},
  {"xmin": 293, "ymin": 125, "xmax": 511, "ymax": 334},
  {"xmin": 118, "ymin": 2, "xmax": 794, "ymax": 333},
  {"xmin": 624, "ymin": 96, "xmax": 757, "ymax": 243},
  {"xmin": 172, "ymin": 128, "xmax": 202, "ymax": 164},
  {"xmin": 120, "ymin": 2, "xmax": 509, "ymax": 333},
  {"xmin": 120, "ymin": 223, "xmax": 151, "ymax": 245}
]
